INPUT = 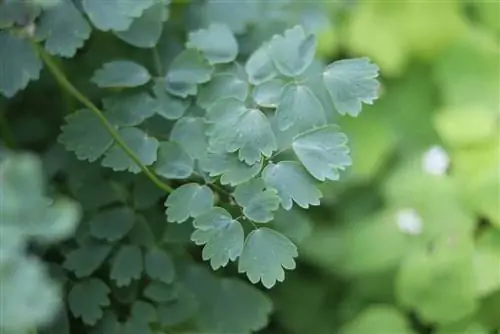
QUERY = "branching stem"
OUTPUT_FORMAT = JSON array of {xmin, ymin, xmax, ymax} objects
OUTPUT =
[{"xmin": 35, "ymin": 44, "xmax": 173, "ymax": 193}]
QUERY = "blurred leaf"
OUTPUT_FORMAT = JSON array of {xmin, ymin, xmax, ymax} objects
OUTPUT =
[
  {"xmin": 110, "ymin": 245, "xmax": 144, "ymax": 287},
  {"xmin": 143, "ymin": 281, "xmax": 178, "ymax": 303},
  {"xmin": 144, "ymin": 248, "xmax": 176, "ymax": 284},
  {"xmin": 473, "ymin": 229, "xmax": 500, "ymax": 296},
  {"xmin": 64, "ymin": 242, "xmax": 112, "ymax": 278},
  {"xmin": 68, "ymin": 278, "xmax": 110, "ymax": 325},
  {"xmin": 245, "ymin": 43, "xmax": 278, "ymax": 85},
  {"xmin": 340, "ymin": 305, "xmax": 414, "ymax": 334},
  {"xmin": 187, "ymin": 23, "xmax": 238, "ymax": 64},
  {"xmin": 197, "ymin": 73, "xmax": 248, "ymax": 109},
  {"xmin": 89, "ymin": 207, "xmax": 135, "ymax": 242}
]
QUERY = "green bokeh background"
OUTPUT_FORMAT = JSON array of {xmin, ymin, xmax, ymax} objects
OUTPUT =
[{"xmin": 268, "ymin": 1, "xmax": 499, "ymax": 333}]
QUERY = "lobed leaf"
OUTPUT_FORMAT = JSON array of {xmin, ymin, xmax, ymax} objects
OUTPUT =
[
  {"xmin": 89, "ymin": 207, "xmax": 135, "ymax": 242},
  {"xmin": 245, "ymin": 43, "xmax": 278, "ymax": 85},
  {"xmin": 170, "ymin": 117, "xmax": 208, "ymax": 160},
  {"xmin": 153, "ymin": 79, "xmax": 190, "ymax": 120},
  {"xmin": 165, "ymin": 183, "xmax": 214, "ymax": 223},
  {"xmin": 91, "ymin": 61, "xmax": 151, "ymax": 88},
  {"xmin": 68, "ymin": 278, "xmax": 110, "ymax": 325},
  {"xmin": 103, "ymin": 92, "xmax": 158, "ymax": 127},
  {"xmin": 199, "ymin": 152, "xmax": 263, "ymax": 186},
  {"xmin": 144, "ymin": 248, "xmax": 176, "ymax": 284},
  {"xmin": 197, "ymin": 73, "xmax": 249, "ymax": 109},
  {"xmin": 186, "ymin": 23, "xmax": 238, "ymax": 64},
  {"xmin": 64, "ymin": 242, "xmax": 112, "ymax": 278},
  {"xmin": 154, "ymin": 141, "xmax": 194, "ymax": 179},
  {"xmin": 233, "ymin": 179, "xmax": 281, "ymax": 223},
  {"xmin": 110, "ymin": 245, "xmax": 144, "ymax": 287},
  {"xmin": 143, "ymin": 281, "xmax": 178, "ymax": 303},
  {"xmin": 252, "ymin": 78, "xmax": 286, "ymax": 108}
]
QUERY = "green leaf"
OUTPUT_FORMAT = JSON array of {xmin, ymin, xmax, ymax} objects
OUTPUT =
[
  {"xmin": 245, "ymin": 43, "xmax": 278, "ymax": 85},
  {"xmin": 68, "ymin": 278, "xmax": 110, "ymax": 325},
  {"xmin": 268, "ymin": 25, "xmax": 316, "ymax": 77},
  {"xmin": 165, "ymin": 183, "xmax": 214, "ymax": 223},
  {"xmin": 199, "ymin": 152, "xmax": 262, "ymax": 186},
  {"xmin": 130, "ymin": 300, "xmax": 157, "ymax": 324},
  {"xmin": 82, "ymin": 0, "xmax": 155, "ymax": 32},
  {"xmin": 276, "ymin": 83, "xmax": 326, "ymax": 131},
  {"xmin": 64, "ymin": 242, "xmax": 112, "ymax": 278},
  {"xmin": 203, "ymin": 0, "xmax": 259, "ymax": 34},
  {"xmin": 102, "ymin": 127, "xmax": 159, "ymax": 173},
  {"xmin": 103, "ymin": 92, "xmax": 157, "ymax": 127},
  {"xmin": 234, "ymin": 179, "xmax": 280, "ymax": 223},
  {"xmin": 191, "ymin": 207, "xmax": 244, "ymax": 270},
  {"xmin": 170, "ymin": 117, "xmax": 208, "ymax": 160},
  {"xmin": 0, "ymin": 32, "xmax": 42, "ymax": 97},
  {"xmin": 197, "ymin": 73, "xmax": 249, "ymax": 109},
  {"xmin": 340, "ymin": 306, "xmax": 414, "ymax": 334},
  {"xmin": 165, "ymin": 49, "xmax": 213, "ymax": 95},
  {"xmin": 128, "ymin": 216, "xmax": 155, "ymax": 247},
  {"xmin": 238, "ymin": 228, "xmax": 298, "ymax": 288},
  {"xmin": 154, "ymin": 141, "xmax": 194, "ymax": 179},
  {"xmin": 252, "ymin": 78, "xmax": 286, "ymax": 108},
  {"xmin": 143, "ymin": 281, "xmax": 178, "ymax": 303},
  {"xmin": 91, "ymin": 61, "xmax": 151, "ymax": 88},
  {"xmin": 59, "ymin": 109, "xmax": 114, "ymax": 162},
  {"xmin": 110, "ymin": 245, "xmax": 144, "ymax": 287},
  {"xmin": 474, "ymin": 229, "xmax": 500, "ymax": 296},
  {"xmin": 35, "ymin": 0, "xmax": 91, "ymax": 57},
  {"xmin": 156, "ymin": 289, "xmax": 198, "ymax": 326},
  {"xmin": 186, "ymin": 23, "xmax": 238, "ymax": 64},
  {"xmin": 206, "ymin": 98, "xmax": 276, "ymax": 164},
  {"xmin": 115, "ymin": 2, "xmax": 168, "ymax": 48},
  {"xmin": 271, "ymin": 209, "xmax": 312, "ymax": 244},
  {"xmin": 262, "ymin": 162, "xmax": 322, "ymax": 210},
  {"xmin": 152, "ymin": 79, "xmax": 190, "ymax": 120},
  {"xmin": 144, "ymin": 248, "xmax": 176, "ymax": 284},
  {"xmin": 322, "ymin": 57, "xmax": 380, "ymax": 116},
  {"xmin": 89, "ymin": 207, "xmax": 135, "ymax": 242},
  {"xmin": 91, "ymin": 311, "xmax": 121, "ymax": 334},
  {"xmin": 292, "ymin": 125, "xmax": 352, "ymax": 181}
]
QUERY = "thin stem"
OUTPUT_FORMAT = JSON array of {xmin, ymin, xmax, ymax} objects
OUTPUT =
[{"xmin": 35, "ymin": 44, "xmax": 173, "ymax": 193}]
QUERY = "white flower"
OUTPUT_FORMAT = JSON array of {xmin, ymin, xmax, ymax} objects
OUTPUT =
[
  {"xmin": 396, "ymin": 208, "xmax": 423, "ymax": 235},
  {"xmin": 422, "ymin": 145, "xmax": 450, "ymax": 176}
]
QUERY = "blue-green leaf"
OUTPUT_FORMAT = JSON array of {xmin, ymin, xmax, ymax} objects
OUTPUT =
[
  {"xmin": 59, "ymin": 109, "xmax": 114, "ymax": 162},
  {"xmin": 203, "ymin": 0, "xmax": 259, "ymax": 34},
  {"xmin": 103, "ymin": 92, "xmax": 157, "ymax": 127},
  {"xmin": 144, "ymin": 248, "xmax": 176, "ymax": 284},
  {"xmin": 110, "ymin": 245, "xmax": 144, "ymax": 287},
  {"xmin": 156, "ymin": 289, "xmax": 198, "ymax": 326},
  {"xmin": 152, "ymin": 79, "xmax": 190, "ymax": 120},
  {"xmin": 262, "ymin": 161, "xmax": 322, "ymax": 210},
  {"xmin": 0, "ymin": 32, "xmax": 42, "ymax": 97},
  {"xmin": 115, "ymin": 2, "xmax": 168, "ymax": 48},
  {"xmin": 89, "ymin": 207, "xmax": 135, "ymax": 242},
  {"xmin": 191, "ymin": 207, "xmax": 244, "ymax": 270},
  {"xmin": 165, "ymin": 183, "xmax": 214, "ymax": 223},
  {"xmin": 186, "ymin": 23, "xmax": 238, "ymax": 64},
  {"xmin": 276, "ymin": 83, "xmax": 326, "ymax": 131},
  {"xmin": 234, "ymin": 179, "xmax": 280, "ymax": 223},
  {"xmin": 154, "ymin": 141, "xmax": 194, "ymax": 179},
  {"xmin": 245, "ymin": 43, "xmax": 277, "ymax": 85},
  {"xmin": 252, "ymin": 78, "xmax": 286, "ymax": 108},
  {"xmin": 199, "ymin": 152, "xmax": 262, "ymax": 186},
  {"xmin": 35, "ymin": 0, "xmax": 91, "ymax": 57},
  {"xmin": 91, "ymin": 61, "xmax": 151, "ymax": 88},
  {"xmin": 64, "ymin": 242, "xmax": 112, "ymax": 278},
  {"xmin": 101, "ymin": 127, "xmax": 159, "ymax": 173},
  {"xmin": 197, "ymin": 73, "xmax": 248, "ymax": 109},
  {"xmin": 322, "ymin": 57, "xmax": 380, "ymax": 116},
  {"xmin": 68, "ymin": 278, "xmax": 110, "ymax": 325},
  {"xmin": 144, "ymin": 281, "xmax": 178, "ymax": 303},
  {"xmin": 206, "ymin": 98, "xmax": 276, "ymax": 164},
  {"xmin": 165, "ymin": 49, "xmax": 213, "ymax": 93},
  {"xmin": 170, "ymin": 117, "xmax": 208, "ymax": 160},
  {"xmin": 238, "ymin": 228, "xmax": 298, "ymax": 288},
  {"xmin": 268, "ymin": 25, "xmax": 316, "ymax": 77},
  {"xmin": 292, "ymin": 125, "xmax": 352, "ymax": 181},
  {"xmin": 82, "ymin": 0, "xmax": 155, "ymax": 32}
]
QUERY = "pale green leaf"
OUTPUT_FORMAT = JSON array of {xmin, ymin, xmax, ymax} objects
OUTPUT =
[
  {"xmin": 252, "ymin": 78, "xmax": 286, "ymax": 108},
  {"xmin": 82, "ymin": 0, "xmax": 155, "ymax": 32},
  {"xmin": 110, "ymin": 245, "xmax": 144, "ymax": 287},
  {"xmin": 89, "ymin": 207, "xmax": 135, "ymax": 242},
  {"xmin": 68, "ymin": 278, "xmax": 110, "ymax": 325},
  {"xmin": 165, "ymin": 80, "xmax": 197, "ymax": 98},
  {"xmin": 262, "ymin": 161, "xmax": 322, "ymax": 210},
  {"xmin": 165, "ymin": 49, "xmax": 213, "ymax": 92},
  {"xmin": 340, "ymin": 306, "xmax": 414, "ymax": 334},
  {"xmin": 323, "ymin": 57, "xmax": 380, "ymax": 116},
  {"xmin": 102, "ymin": 127, "xmax": 159, "ymax": 173},
  {"xmin": 245, "ymin": 43, "xmax": 278, "ymax": 85},
  {"xmin": 191, "ymin": 207, "xmax": 244, "ymax": 270},
  {"xmin": 199, "ymin": 152, "xmax": 262, "ymax": 186},
  {"xmin": 64, "ymin": 242, "xmax": 112, "ymax": 278},
  {"xmin": 154, "ymin": 141, "xmax": 193, "ymax": 179},
  {"xmin": 35, "ymin": 0, "xmax": 91, "ymax": 57},
  {"xmin": 197, "ymin": 73, "xmax": 248, "ymax": 109},
  {"xmin": 206, "ymin": 98, "xmax": 276, "ymax": 164},
  {"xmin": 144, "ymin": 248, "xmax": 176, "ymax": 284},
  {"xmin": 143, "ymin": 282, "xmax": 178, "ymax": 303},
  {"xmin": 115, "ymin": 2, "xmax": 168, "ymax": 48},
  {"xmin": 268, "ymin": 25, "xmax": 316, "ymax": 77},
  {"xmin": 238, "ymin": 228, "xmax": 298, "ymax": 288},
  {"xmin": 0, "ymin": 32, "xmax": 42, "ymax": 97},
  {"xmin": 58, "ymin": 109, "xmax": 114, "ymax": 162},
  {"xmin": 186, "ymin": 23, "xmax": 238, "ymax": 64},
  {"xmin": 292, "ymin": 125, "xmax": 352, "ymax": 181},
  {"xmin": 276, "ymin": 83, "xmax": 326, "ymax": 131},
  {"xmin": 103, "ymin": 92, "xmax": 157, "ymax": 127},
  {"xmin": 170, "ymin": 117, "xmax": 208, "ymax": 160},
  {"xmin": 165, "ymin": 183, "xmax": 214, "ymax": 223},
  {"xmin": 234, "ymin": 179, "xmax": 280, "ymax": 223},
  {"xmin": 203, "ymin": 0, "xmax": 259, "ymax": 34},
  {"xmin": 91, "ymin": 61, "xmax": 151, "ymax": 88},
  {"xmin": 152, "ymin": 79, "xmax": 189, "ymax": 120}
]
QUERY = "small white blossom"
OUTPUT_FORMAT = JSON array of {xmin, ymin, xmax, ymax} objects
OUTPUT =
[
  {"xmin": 422, "ymin": 145, "xmax": 450, "ymax": 176},
  {"xmin": 396, "ymin": 208, "xmax": 423, "ymax": 235}
]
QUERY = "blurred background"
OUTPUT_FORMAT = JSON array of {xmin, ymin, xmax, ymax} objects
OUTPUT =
[{"xmin": 263, "ymin": 1, "xmax": 500, "ymax": 333}]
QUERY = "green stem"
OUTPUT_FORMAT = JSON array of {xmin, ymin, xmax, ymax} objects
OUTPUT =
[{"xmin": 35, "ymin": 44, "xmax": 173, "ymax": 193}]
